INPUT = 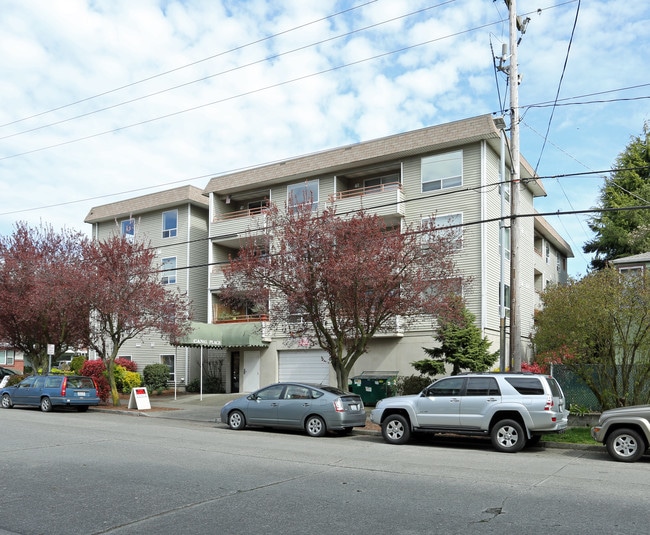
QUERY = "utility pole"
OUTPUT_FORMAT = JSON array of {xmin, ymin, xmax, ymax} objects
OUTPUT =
[{"xmin": 507, "ymin": 0, "xmax": 522, "ymax": 371}]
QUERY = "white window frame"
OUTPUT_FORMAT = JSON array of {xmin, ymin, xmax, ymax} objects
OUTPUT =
[
  {"xmin": 121, "ymin": 218, "xmax": 135, "ymax": 240},
  {"xmin": 421, "ymin": 150, "xmax": 463, "ymax": 192},
  {"xmin": 422, "ymin": 213, "xmax": 463, "ymax": 250},
  {"xmin": 161, "ymin": 354, "xmax": 175, "ymax": 381},
  {"xmin": 287, "ymin": 179, "xmax": 319, "ymax": 212},
  {"xmin": 162, "ymin": 210, "xmax": 178, "ymax": 239},
  {"xmin": 161, "ymin": 257, "xmax": 177, "ymax": 285}
]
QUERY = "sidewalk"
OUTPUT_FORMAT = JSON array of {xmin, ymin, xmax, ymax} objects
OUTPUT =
[
  {"xmin": 89, "ymin": 392, "xmax": 601, "ymax": 451},
  {"xmin": 90, "ymin": 391, "xmax": 383, "ymax": 432}
]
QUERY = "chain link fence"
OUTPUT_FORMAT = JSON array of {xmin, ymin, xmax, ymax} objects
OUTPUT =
[
  {"xmin": 551, "ymin": 365, "xmax": 601, "ymax": 412},
  {"xmin": 552, "ymin": 364, "xmax": 650, "ymax": 412}
]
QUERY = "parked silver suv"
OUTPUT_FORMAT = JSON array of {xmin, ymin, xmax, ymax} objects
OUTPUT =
[{"xmin": 370, "ymin": 373, "xmax": 569, "ymax": 453}]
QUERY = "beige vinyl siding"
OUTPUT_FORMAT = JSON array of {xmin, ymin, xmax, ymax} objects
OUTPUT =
[
  {"xmin": 483, "ymin": 145, "xmax": 509, "ymax": 341},
  {"xmin": 187, "ymin": 205, "xmax": 209, "ymax": 323},
  {"xmin": 402, "ymin": 144, "xmax": 484, "ymax": 331}
]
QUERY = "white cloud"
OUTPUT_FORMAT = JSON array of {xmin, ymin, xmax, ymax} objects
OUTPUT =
[{"xmin": 0, "ymin": 0, "xmax": 648, "ymax": 278}]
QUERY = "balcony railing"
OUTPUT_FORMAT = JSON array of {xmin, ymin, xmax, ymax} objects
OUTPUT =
[
  {"xmin": 214, "ymin": 314, "xmax": 269, "ymax": 324},
  {"xmin": 328, "ymin": 182, "xmax": 402, "ymax": 201},
  {"xmin": 213, "ymin": 206, "xmax": 269, "ymax": 222}
]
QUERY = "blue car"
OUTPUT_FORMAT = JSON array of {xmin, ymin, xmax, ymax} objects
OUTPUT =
[{"xmin": 1, "ymin": 375, "xmax": 100, "ymax": 412}]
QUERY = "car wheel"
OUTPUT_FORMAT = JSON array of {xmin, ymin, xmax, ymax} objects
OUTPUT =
[
  {"xmin": 40, "ymin": 397, "xmax": 53, "ymax": 413},
  {"xmin": 305, "ymin": 415, "xmax": 326, "ymax": 437},
  {"xmin": 491, "ymin": 419, "xmax": 526, "ymax": 453},
  {"xmin": 381, "ymin": 414, "xmax": 411, "ymax": 445},
  {"xmin": 606, "ymin": 428, "xmax": 646, "ymax": 463},
  {"xmin": 227, "ymin": 410, "xmax": 246, "ymax": 430},
  {"xmin": 77, "ymin": 405, "xmax": 89, "ymax": 412},
  {"xmin": 1, "ymin": 393, "xmax": 13, "ymax": 409}
]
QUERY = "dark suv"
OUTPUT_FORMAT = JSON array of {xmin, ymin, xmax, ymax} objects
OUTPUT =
[
  {"xmin": 1, "ymin": 375, "xmax": 99, "ymax": 412},
  {"xmin": 370, "ymin": 373, "xmax": 569, "ymax": 453}
]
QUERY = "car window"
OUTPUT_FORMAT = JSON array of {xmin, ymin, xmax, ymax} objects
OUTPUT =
[
  {"xmin": 67, "ymin": 377, "xmax": 95, "ymax": 389},
  {"xmin": 317, "ymin": 385, "xmax": 347, "ymax": 396},
  {"xmin": 285, "ymin": 385, "xmax": 312, "ymax": 400},
  {"xmin": 546, "ymin": 377, "xmax": 563, "ymax": 398},
  {"xmin": 426, "ymin": 377, "xmax": 465, "ymax": 396},
  {"xmin": 19, "ymin": 378, "xmax": 35, "ymax": 388},
  {"xmin": 255, "ymin": 384, "xmax": 285, "ymax": 400},
  {"xmin": 505, "ymin": 377, "xmax": 544, "ymax": 395},
  {"xmin": 33, "ymin": 377, "xmax": 45, "ymax": 388},
  {"xmin": 466, "ymin": 377, "xmax": 500, "ymax": 396},
  {"xmin": 44, "ymin": 376, "xmax": 62, "ymax": 388}
]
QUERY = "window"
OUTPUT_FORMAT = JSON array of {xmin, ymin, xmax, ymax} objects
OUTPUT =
[
  {"xmin": 285, "ymin": 385, "xmax": 313, "ymax": 399},
  {"xmin": 364, "ymin": 173, "xmax": 400, "ymax": 191},
  {"xmin": 287, "ymin": 179, "xmax": 319, "ymax": 212},
  {"xmin": 421, "ymin": 150, "xmax": 463, "ymax": 192},
  {"xmin": 466, "ymin": 377, "xmax": 501, "ymax": 396},
  {"xmin": 162, "ymin": 210, "xmax": 178, "ymax": 238},
  {"xmin": 422, "ymin": 213, "xmax": 463, "ymax": 249},
  {"xmin": 161, "ymin": 257, "xmax": 177, "ymax": 285},
  {"xmin": 500, "ymin": 282, "xmax": 510, "ymax": 317},
  {"xmin": 425, "ymin": 377, "xmax": 465, "ymax": 397},
  {"xmin": 161, "ymin": 355, "xmax": 174, "ymax": 381},
  {"xmin": 505, "ymin": 377, "xmax": 544, "ymax": 395},
  {"xmin": 121, "ymin": 219, "xmax": 135, "ymax": 240},
  {"xmin": 501, "ymin": 226, "xmax": 510, "ymax": 260},
  {"xmin": 255, "ymin": 384, "xmax": 285, "ymax": 400},
  {"xmin": 0, "ymin": 350, "xmax": 14, "ymax": 366}
]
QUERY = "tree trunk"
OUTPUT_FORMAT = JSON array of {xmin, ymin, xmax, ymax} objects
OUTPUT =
[{"xmin": 106, "ymin": 357, "xmax": 120, "ymax": 407}]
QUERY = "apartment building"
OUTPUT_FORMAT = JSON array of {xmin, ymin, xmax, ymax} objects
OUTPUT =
[
  {"xmin": 203, "ymin": 114, "xmax": 572, "ymax": 391},
  {"xmin": 85, "ymin": 185, "xmax": 211, "ymax": 386},
  {"xmin": 85, "ymin": 115, "xmax": 573, "ymax": 393},
  {"xmin": 533, "ymin": 213, "xmax": 573, "ymax": 309}
]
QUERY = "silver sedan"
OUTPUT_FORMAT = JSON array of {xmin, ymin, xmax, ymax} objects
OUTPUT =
[{"xmin": 220, "ymin": 382, "xmax": 366, "ymax": 437}]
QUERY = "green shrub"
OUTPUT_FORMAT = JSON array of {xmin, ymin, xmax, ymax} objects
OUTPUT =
[
  {"xmin": 186, "ymin": 376, "xmax": 225, "ymax": 394},
  {"xmin": 395, "ymin": 375, "xmax": 431, "ymax": 395},
  {"xmin": 142, "ymin": 363, "xmax": 170, "ymax": 392},
  {"xmin": 121, "ymin": 370, "xmax": 142, "ymax": 394},
  {"xmin": 71, "ymin": 355, "xmax": 86, "ymax": 374}
]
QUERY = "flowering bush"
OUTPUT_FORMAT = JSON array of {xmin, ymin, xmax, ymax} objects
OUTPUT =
[
  {"xmin": 521, "ymin": 362, "xmax": 548, "ymax": 374},
  {"xmin": 115, "ymin": 357, "xmax": 137, "ymax": 372},
  {"xmin": 80, "ymin": 360, "xmax": 110, "ymax": 402}
]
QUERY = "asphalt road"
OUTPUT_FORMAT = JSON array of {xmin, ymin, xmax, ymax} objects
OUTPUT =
[{"xmin": 1, "ymin": 406, "xmax": 648, "ymax": 535}]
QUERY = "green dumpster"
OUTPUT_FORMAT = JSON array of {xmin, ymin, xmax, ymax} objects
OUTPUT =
[{"xmin": 349, "ymin": 371, "xmax": 398, "ymax": 406}]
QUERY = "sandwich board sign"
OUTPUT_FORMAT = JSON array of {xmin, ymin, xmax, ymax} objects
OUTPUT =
[{"xmin": 128, "ymin": 387, "xmax": 151, "ymax": 410}]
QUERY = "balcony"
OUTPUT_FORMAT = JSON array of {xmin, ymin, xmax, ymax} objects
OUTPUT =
[
  {"xmin": 210, "ymin": 206, "xmax": 269, "ymax": 247},
  {"xmin": 329, "ymin": 183, "xmax": 405, "ymax": 222},
  {"xmin": 214, "ymin": 313, "xmax": 269, "ymax": 324}
]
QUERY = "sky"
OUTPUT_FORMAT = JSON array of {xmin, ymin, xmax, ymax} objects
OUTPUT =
[{"xmin": 1, "ymin": 0, "xmax": 648, "ymax": 277}]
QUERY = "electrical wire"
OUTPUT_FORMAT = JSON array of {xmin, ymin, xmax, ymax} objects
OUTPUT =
[{"xmin": 533, "ymin": 0, "xmax": 581, "ymax": 173}]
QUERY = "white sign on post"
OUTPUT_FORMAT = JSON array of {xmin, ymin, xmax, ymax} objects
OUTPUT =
[{"xmin": 128, "ymin": 387, "xmax": 151, "ymax": 410}]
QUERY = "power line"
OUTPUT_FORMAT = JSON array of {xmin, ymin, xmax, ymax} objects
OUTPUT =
[
  {"xmin": 0, "ymin": 14, "xmax": 501, "ymax": 163},
  {"xmin": 0, "ymin": 0, "xmax": 381, "ymax": 130},
  {"xmin": 0, "ymin": 2, "xmax": 455, "ymax": 143}
]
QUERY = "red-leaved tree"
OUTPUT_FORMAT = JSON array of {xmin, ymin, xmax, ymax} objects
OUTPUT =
[
  {"xmin": 0, "ymin": 222, "xmax": 91, "ymax": 372},
  {"xmin": 83, "ymin": 235, "xmax": 192, "ymax": 406},
  {"xmin": 222, "ymin": 204, "xmax": 464, "ymax": 389}
]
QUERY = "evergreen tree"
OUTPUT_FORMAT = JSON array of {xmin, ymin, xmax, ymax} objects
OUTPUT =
[
  {"xmin": 413, "ymin": 306, "xmax": 498, "ymax": 377},
  {"xmin": 584, "ymin": 124, "xmax": 650, "ymax": 270}
]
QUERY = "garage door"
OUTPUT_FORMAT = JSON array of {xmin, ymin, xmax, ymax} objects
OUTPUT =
[{"xmin": 278, "ymin": 350, "xmax": 330, "ymax": 384}]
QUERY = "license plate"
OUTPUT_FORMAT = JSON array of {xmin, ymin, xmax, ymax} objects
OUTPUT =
[
  {"xmin": 350, "ymin": 404, "xmax": 359, "ymax": 411},
  {"xmin": 77, "ymin": 391, "xmax": 86, "ymax": 397}
]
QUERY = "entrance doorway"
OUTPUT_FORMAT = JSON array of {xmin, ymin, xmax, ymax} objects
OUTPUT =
[{"xmin": 230, "ymin": 351, "xmax": 240, "ymax": 393}]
